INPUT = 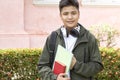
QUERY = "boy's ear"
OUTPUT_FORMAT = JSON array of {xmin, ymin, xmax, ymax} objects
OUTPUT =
[
  {"xmin": 60, "ymin": 12, "xmax": 61, "ymax": 16},
  {"xmin": 60, "ymin": 13, "xmax": 62, "ymax": 18},
  {"xmin": 78, "ymin": 11, "xmax": 80, "ymax": 18}
]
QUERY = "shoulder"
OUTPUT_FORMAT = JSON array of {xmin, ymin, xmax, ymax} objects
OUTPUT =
[
  {"xmin": 80, "ymin": 24, "xmax": 97, "ymax": 42},
  {"xmin": 79, "ymin": 23, "xmax": 96, "ymax": 40},
  {"xmin": 47, "ymin": 28, "xmax": 61, "ymax": 40},
  {"xmin": 87, "ymin": 30, "xmax": 96, "ymax": 40}
]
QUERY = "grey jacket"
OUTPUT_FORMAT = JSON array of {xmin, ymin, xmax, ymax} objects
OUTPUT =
[{"xmin": 38, "ymin": 23, "xmax": 103, "ymax": 80}]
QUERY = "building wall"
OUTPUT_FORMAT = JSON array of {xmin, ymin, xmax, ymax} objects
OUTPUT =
[
  {"xmin": 0, "ymin": 0, "xmax": 120, "ymax": 49},
  {"xmin": 0, "ymin": 0, "xmax": 30, "ymax": 48}
]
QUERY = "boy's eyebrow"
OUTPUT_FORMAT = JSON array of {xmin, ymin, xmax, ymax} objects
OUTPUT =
[{"xmin": 62, "ymin": 10, "xmax": 77, "ymax": 13}]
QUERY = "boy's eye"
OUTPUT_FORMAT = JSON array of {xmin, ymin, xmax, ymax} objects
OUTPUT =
[
  {"xmin": 72, "ymin": 12, "xmax": 77, "ymax": 15},
  {"xmin": 63, "ymin": 12, "xmax": 68, "ymax": 15},
  {"xmin": 62, "ymin": 11, "xmax": 77, "ymax": 15}
]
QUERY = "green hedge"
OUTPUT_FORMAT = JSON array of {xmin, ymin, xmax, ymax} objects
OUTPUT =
[
  {"xmin": 0, "ymin": 48, "xmax": 120, "ymax": 80},
  {"xmin": 0, "ymin": 49, "xmax": 41, "ymax": 80},
  {"xmin": 96, "ymin": 48, "xmax": 120, "ymax": 80}
]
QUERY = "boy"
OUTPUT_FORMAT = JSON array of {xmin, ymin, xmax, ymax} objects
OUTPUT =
[{"xmin": 38, "ymin": 0, "xmax": 103, "ymax": 80}]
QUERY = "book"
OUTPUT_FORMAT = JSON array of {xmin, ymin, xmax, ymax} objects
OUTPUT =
[
  {"xmin": 52, "ymin": 45, "xmax": 73, "ymax": 74},
  {"xmin": 53, "ymin": 61, "xmax": 66, "ymax": 75}
]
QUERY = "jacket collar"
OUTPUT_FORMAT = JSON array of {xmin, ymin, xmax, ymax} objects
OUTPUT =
[
  {"xmin": 77, "ymin": 23, "xmax": 88, "ymax": 43},
  {"xmin": 55, "ymin": 23, "xmax": 89, "ymax": 51},
  {"xmin": 56, "ymin": 23, "xmax": 88, "ymax": 43}
]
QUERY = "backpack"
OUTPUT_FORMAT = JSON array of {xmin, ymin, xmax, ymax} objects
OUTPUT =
[{"xmin": 49, "ymin": 31, "xmax": 57, "ymax": 68}]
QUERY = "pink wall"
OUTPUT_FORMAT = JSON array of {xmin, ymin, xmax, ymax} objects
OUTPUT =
[
  {"xmin": 0, "ymin": 0, "xmax": 30, "ymax": 48},
  {"xmin": 0, "ymin": 0, "xmax": 25, "ymax": 32},
  {"xmin": 79, "ymin": 6, "xmax": 120, "ymax": 30},
  {"xmin": 0, "ymin": 0, "xmax": 120, "ymax": 49}
]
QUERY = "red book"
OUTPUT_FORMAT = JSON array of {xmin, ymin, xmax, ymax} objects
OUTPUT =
[{"xmin": 53, "ymin": 61, "xmax": 66, "ymax": 75}]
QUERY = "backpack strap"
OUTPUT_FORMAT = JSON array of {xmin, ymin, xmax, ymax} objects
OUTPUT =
[{"xmin": 49, "ymin": 31, "xmax": 57, "ymax": 68}]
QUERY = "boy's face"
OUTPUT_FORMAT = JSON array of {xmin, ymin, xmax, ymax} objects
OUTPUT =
[{"xmin": 60, "ymin": 5, "xmax": 79, "ymax": 30}]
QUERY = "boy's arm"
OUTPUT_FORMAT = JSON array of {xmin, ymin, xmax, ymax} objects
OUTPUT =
[{"xmin": 38, "ymin": 37, "xmax": 57, "ymax": 80}]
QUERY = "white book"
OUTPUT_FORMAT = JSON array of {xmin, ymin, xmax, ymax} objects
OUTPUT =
[{"xmin": 52, "ymin": 45, "xmax": 73, "ymax": 73}]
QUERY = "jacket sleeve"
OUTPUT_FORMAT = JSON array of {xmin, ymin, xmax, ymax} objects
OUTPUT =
[
  {"xmin": 72, "ymin": 35, "xmax": 104, "ymax": 78},
  {"xmin": 38, "ymin": 37, "xmax": 57, "ymax": 80}
]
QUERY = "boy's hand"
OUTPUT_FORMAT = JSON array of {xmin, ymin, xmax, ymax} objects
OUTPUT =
[
  {"xmin": 57, "ymin": 73, "xmax": 70, "ymax": 80},
  {"xmin": 70, "ymin": 56, "xmax": 76, "ymax": 70}
]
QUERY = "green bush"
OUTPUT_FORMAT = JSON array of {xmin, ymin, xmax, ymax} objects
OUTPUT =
[
  {"xmin": 0, "ymin": 48, "xmax": 120, "ymax": 80},
  {"xmin": 96, "ymin": 48, "xmax": 120, "ymax": 80},
  {"xmin": 0, "ymin": 48, "xmax": 41, "ymax": 80}
]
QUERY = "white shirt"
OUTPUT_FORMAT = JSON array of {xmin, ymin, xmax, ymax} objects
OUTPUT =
[
  {"xmin": 64, "ymin": 34, "xmax": 77, "ymax": 52},
  {"xmin": 61, "ymin": 26, "xmax": 80, "ymax": 52},
  {"xmin": 61, "ymin": 26, "xmax": 80, "ymax": 77},
  {"xmin": 63, "ymin": 33, "xmax": 77, "ymax": 78}
]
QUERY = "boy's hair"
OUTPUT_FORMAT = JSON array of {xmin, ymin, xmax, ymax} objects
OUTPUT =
[{"xmin": 59, "ymin": 0, "xmax": 79, "ymax": 12}]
